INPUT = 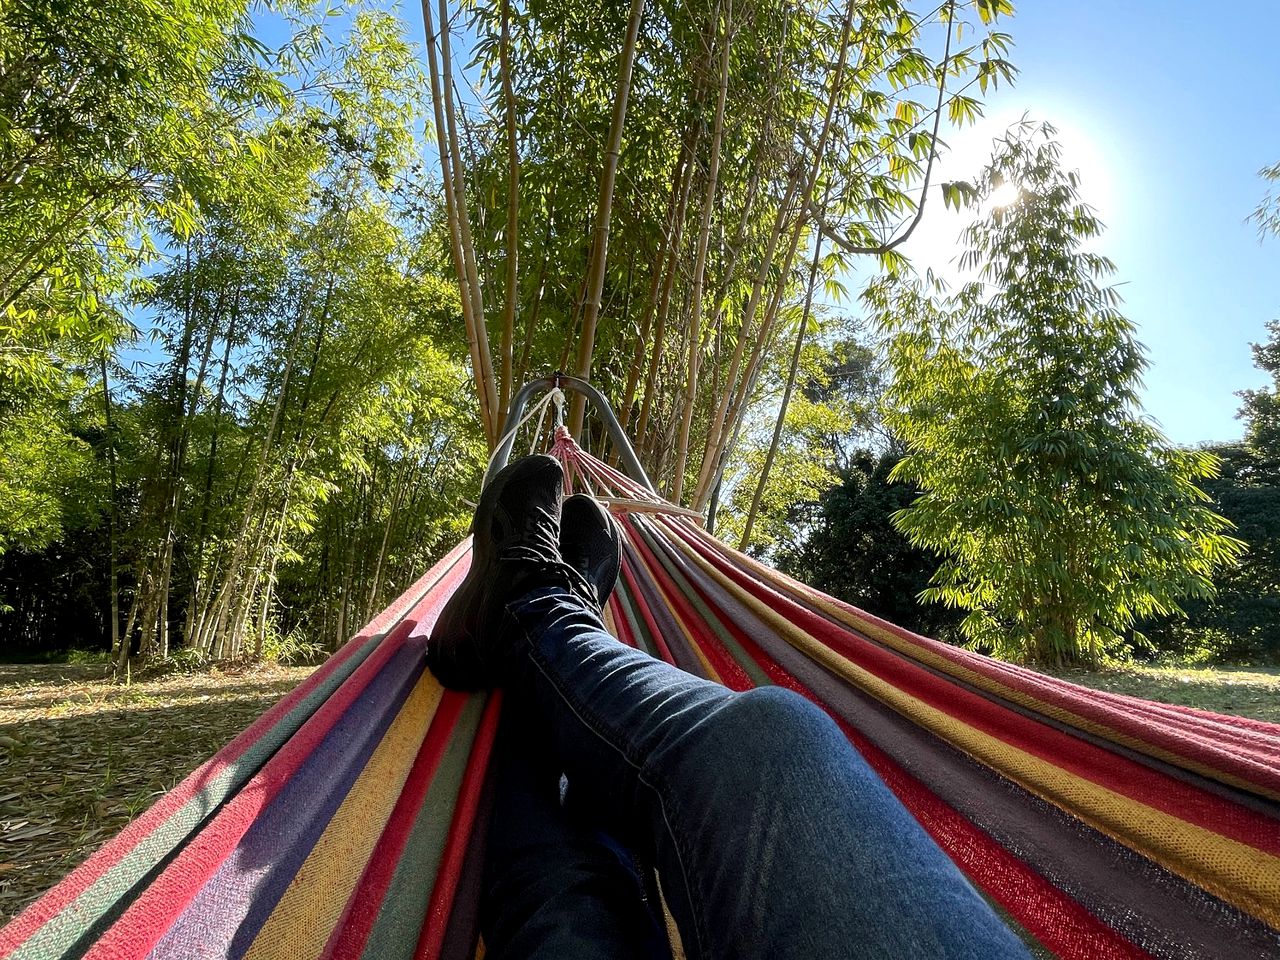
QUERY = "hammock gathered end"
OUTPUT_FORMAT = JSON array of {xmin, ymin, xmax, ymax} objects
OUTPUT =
[{"xmin": 2, "ymin": 433, "xmax": 1277, "ymax": 960}]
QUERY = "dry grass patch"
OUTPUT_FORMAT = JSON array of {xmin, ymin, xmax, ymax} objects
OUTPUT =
[{"xmin": 0, "ymin": 662, "xmax": 315, "ymax": 924}]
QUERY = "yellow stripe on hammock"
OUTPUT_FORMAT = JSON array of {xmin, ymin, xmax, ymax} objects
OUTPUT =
[
  {"xmin": 673, "ymin": 530, "xmax": 1280, "ymax": 927},
  {"xmin": 244, "ymin": 672, "xmax": 446, "ymax": 960}
]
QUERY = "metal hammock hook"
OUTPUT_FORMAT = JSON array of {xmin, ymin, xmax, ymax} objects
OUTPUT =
[{"xmin": 484, "ymin": 374, "xmax": 654, "ymax": 493}]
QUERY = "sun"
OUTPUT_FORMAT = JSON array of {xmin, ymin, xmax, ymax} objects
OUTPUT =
[
  {"xmin": 986, "ymin": 180, "xmax": 1022, "ymax": 210},
  {"xmin": 896, "ymin": 108, "xmax": 1121, "ymax": 282}
]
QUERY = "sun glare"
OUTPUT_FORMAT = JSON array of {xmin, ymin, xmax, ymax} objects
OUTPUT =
[
  {"xmin": 986, "ymin": 180, "xmax": 1022, "ymax": 210},
  {"xmin": 901, "ymin": 108, "xmax": 1122, "ymax": 283}
]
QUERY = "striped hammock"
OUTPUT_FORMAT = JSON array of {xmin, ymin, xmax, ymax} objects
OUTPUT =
[{"xmin": 1, "ymin": 434, "xmax": 1277, "ymax": 960}]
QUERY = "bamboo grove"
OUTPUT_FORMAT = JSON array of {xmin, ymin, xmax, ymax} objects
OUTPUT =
[
  {"xmin": 0, "ymin": 0, "xmax": 1019, "ymax": 664},
  {"xmin": 0, "ymin": 4, "xmax": 486, "ymax": 662},
  {"xmin": 433, "ymin": 0, "xmax": 1016, "ymax": 519}
]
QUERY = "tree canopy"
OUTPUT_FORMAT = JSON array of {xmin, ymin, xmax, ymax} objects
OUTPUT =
[
  {"xmin": 875, "ymin": 123, "xmax": 1243, "ymax": 665},
  {"xmin": 4, "ymin": 0, "xmax": 1274, "ymax": 674}
]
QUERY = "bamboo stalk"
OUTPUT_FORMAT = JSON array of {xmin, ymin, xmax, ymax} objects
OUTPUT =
[
  {"xmin": 514, "ymin": 250, "xmax": 548, "ymax": 387},
  {"xmin": 498, "ymin": 0, "xmax": 519, "ymax": 416},
  {"xmin": 671, "ymin": 0, "xmax": 732, "ymax": 505},
  {"xmin": 618, "ymin": 124, "xmax": 695, "ymax": 433},
  {"xmin": 101, "ymin": 354, "xmax": 122, "ymax": 675},
  {"xmin": 692, "ymin": 0, "xmax": 858, "ymax": 510},
  {"xmin": 422, "ymin": 0, "xmax": 497, "ymax": 444},
  {"xmin": 689, "ymin": 167, "xmax": 803, "ymax": 505},
  {"xmin": 567, "ymin": 0, "xmax": 646, "ymax": 436},
  {"xmin": 438, "ymin": 0, "xmax": 496, "ymax": 420},
  {"xmin": 634, "ymin": 122, "xmax": 701, "ymax": 454},
  {"xmin": 739, "ymin": 205, "xmax": 828, "ymax": 548}
]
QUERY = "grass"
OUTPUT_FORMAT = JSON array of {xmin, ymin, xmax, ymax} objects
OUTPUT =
[
  {"xmin": 0, "ymin": 662, "xmax": 315, "ymax": 924},
  {"xmin": 1044, "ymin": 662, "xmax": 1280, "ymax": 724},
  {"xmin": 0, "ymin": 658, "xmax": 1275, "ymax": 927}
]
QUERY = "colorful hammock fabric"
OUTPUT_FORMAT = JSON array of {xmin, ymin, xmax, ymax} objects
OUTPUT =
[{"xmin": 2, "ymin": 433, "xmax": 1278, "ymax": 960}]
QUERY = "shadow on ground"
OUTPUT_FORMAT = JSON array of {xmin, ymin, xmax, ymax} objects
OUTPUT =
[{"xmin": 0, "ymin": 664, "xmax": 314, "ymax": 924}]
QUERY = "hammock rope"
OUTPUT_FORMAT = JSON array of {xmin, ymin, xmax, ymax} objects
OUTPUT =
[{"xmin": 1, "ymin": 433, "xmax": 1277, "ymax": 960}]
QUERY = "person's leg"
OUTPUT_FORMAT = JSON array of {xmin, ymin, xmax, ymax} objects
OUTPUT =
[
  {"xmin": 503, "ymin": 586, "xmax": 1033, "ymax": 960},
  {"xmin": 427, "ymin": 456, "xmax": 1028, "ymax": 958},
  {"xmin": 480, "ymin": 694, "xmax": 671, "ymax": 960}
]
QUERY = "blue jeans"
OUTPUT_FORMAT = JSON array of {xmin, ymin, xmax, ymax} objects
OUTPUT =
[{"xmin": 480, "ymin": 587, "xmax": 1033, "ymax": 960}]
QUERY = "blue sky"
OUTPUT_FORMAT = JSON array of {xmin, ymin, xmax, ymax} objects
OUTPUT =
[{"xmin": 902, "ymin": 1, "xmax": 1280, "ymax": 445}]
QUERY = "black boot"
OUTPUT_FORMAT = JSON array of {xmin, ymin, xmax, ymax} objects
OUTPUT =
[
  {"xmin": 558, "ymin": 494, "xmax": 622, "ymax": 613},
  {"xmin": 427, "ymin": 455, "xmax": 592, "ymax": 690}
]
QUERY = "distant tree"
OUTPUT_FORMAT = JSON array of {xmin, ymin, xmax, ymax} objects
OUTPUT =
[
  {"xmin": 875, "ymin": 122, "xmax": 1244, "ymax": 666},
  {"xmin": 716, "ymin": 314, "xmax": 883, "ymax": 554},
  {"xmin": 1181, "ymin": 223, "xmax": 1280, "ymax": 661},
  {"xmin": 1139, "ymin": 444, "xmax": 1280, "ymax": 663},
  {"xmin": 777, "ymin": 450, "xmax": 959, "ymax": 638},
  {"xmin": 1238, "ymin": 319, "xmax": 1280, "ymax": 478}
]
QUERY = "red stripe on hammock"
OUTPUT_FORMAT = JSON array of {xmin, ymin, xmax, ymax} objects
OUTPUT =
[
  {"xmin": 669, "ymin": 518, "xmax": 1280, "ymax": 855},
  {"xmin": 682, "ymin": 519, "xmax": 1280, "ymax": 787},
  {"xmin": 0, "ymin": 541, "xmax": 471, "ymax": 959},
  {"xmin": 619, "ymin": 552, "xmax": 679, "ymax": 665},
  {"xmin": 80, "ymin": 563, "xmax": 467, "ymax": 960},
  {"xmin": 323, "ymin": 691, "xmax": 469, "ymax": 960},
  {"xmin": 623, "ymin": 516, "xmax": 754, "ymax": 690},
  {"xmin": 650, "ymin": 543, "xmax": 1153, "ymax": 960}
]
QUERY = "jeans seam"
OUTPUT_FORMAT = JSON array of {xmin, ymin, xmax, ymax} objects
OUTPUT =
[{"xmin": 519, "ymin": 622, "xmax": 712, "ymax": 960}]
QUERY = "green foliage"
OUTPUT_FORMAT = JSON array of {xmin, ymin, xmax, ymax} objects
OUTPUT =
[
  {"xmin": 260, "ymin": 623, "xmax": 326, "ymax": 666},
  {"xmin": 456, "ymin": 0, "xmax": 1014, "ymax": 477},
  {"xmin": 0, "ymin": 0, "xmax": 275, "ymax": 397},
  {"xmin": 1237, "ymin": 319, "xmax": 1280, "ymax": 476},
  {"xmin": 117, "ymin": 7, "xmax": 484, "ymax": 659},
  {"xmin": 876, "ymin": 123, "xmax": 1243, "ymax": 666},
  {"xmin": 0, "ymin": 398, "xmax": 99, "ymax": 554},
  {"xmin": 0, "ymin": 0, "xmax": 1020, "ymax": 660},
  {"xmin": 64, "ymin": 648, "xmax": 113, "ymax": 666},
  {"xmin": 778, "ymin": 450, "xmax": 961, "ymax": 637},
  {"xmin": 0, "ymin": 5, "xmax": 485, "ymax": 662},
  {"xmin": 1139, "ymin": 445, "xmax": 1280, "ymax": 665},
  {"xmin": 717, "ymin": 389, "xmax": 847, "ymax": 553},
  {"xmin": 715, "ymin": 312, "xmax": 884, "ymax": 553}
]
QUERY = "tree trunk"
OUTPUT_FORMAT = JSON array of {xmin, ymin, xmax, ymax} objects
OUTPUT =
[
  {"xmin": 422, "ymin": 0, "xmax": 497, "ymax": 444},
  {"xmin": 633, "ymin": 121, "xmax": 701, "ymax": 453},
  {"xmin": 618, "ymin": 120, "xmax": 695, "ymax": 437},
  {"xmin": 739, "ymin": 214, "xmax": 827, "ymax": 548},
  {"xmin": 498, "ymin": 0, "xmax": 519, "ymax": 416},
  {"xmin": 692, "ymin": 0, "xmax": 857, "ymax": 510},
  {"xmin": 101, "ymin": 355, "xmax": 121, "ymax": 676}
]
